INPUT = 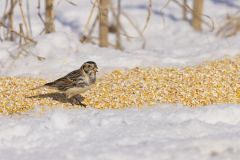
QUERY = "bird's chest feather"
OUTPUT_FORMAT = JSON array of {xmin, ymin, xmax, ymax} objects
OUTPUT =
[
  {"xmin": 84, "ymin": 75, "xmax": 90, "ymax": 85},
  {"xmin": 65, "ymin": 85, "xmax": 92, "ymax": 98}
]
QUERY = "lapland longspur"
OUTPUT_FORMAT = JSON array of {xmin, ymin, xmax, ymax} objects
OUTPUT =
[{"xmin": 43, "ymin": 61, "xmax": 98, "ymax": 99}]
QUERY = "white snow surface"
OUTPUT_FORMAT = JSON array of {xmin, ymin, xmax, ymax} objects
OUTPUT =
[{"xmin": 1, "ymin": 0, "xmax": 240, "ymax": 159}]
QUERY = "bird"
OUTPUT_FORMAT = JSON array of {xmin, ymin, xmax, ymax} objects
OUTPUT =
[{"xmin": 35, "ymin": 61, "xmax": 98, "ymax": 100}]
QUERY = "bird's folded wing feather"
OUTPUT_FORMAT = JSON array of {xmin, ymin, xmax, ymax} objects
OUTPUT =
[
  {"xmin": 63, "ymin": 69, "xmax": 81, "ymax": 81},
  {"xmin": 45, "ymin": 70, "xmax": 87, "ymax": 91},
  {"xmin": 45, "ymin": 77, "xmax": 88, "ymax": 91}
]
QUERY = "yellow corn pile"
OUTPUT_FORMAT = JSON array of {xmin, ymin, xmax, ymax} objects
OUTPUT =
[
  {"xmin": 1, "ymin": 56, "xmax": 240, "ymax": 114},
  {"xmin": 83, "ymin": 56, "xmax": 240, "ymax": 108},
  {"xmin": 0, "ymin": 77, "xmax": 77, "ymax": 114}
]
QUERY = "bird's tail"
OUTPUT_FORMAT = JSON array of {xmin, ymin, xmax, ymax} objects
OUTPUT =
[
  {"xmin": 30, "ymin": 85, "xmax": 45, "ymax": 90},
  {"xmin": 45, "ymin": 81, "xmax": 60, "ymax": 87},
  {"xmin": 31, "ymin": 82, "xmax": 53, "ymax": 90},
  {"xmin": 31, "ymin": 81, "xmax": 58, "ymax": 90}
]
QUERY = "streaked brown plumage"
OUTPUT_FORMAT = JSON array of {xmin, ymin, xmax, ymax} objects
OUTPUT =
[{"xmin": 44, "ymin": 61, "xmax": 98, "ymax": 98}]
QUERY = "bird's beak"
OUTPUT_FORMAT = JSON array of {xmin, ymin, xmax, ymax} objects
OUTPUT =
[{"xmin": 94, "ymin": 68, "xmax": 98, "ymax": 72}]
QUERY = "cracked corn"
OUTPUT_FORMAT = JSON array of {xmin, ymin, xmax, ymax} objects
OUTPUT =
[
  {"xmin": 83, "ymin": 56, "xmax": 240, "ymax": 108},
  {"xmin": 1, "ymin": 56, "xmax": 240, "ymax": 114},
  {"xmin": 0, "ymin": 77, "xmax": 76, "ymax": 115}
]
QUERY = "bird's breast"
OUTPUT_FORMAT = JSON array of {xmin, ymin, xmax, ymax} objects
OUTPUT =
[{"xmin": 65, "ymin": 85, "xmax": 92, "ymax": 98}]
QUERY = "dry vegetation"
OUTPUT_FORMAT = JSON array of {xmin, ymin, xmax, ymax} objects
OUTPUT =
[
  {"xmin": 0, "ymin": 0, "xmax": 223, "ymax": 49},
  {"xmin": 217, "ymin": 11, "xmax": 240, "ymax": 37}
]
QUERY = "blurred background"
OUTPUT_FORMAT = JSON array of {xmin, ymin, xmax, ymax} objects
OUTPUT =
[
  {"xmin": 1, "ymin": 0, "xmax": 239, "ymax": 48},
  {"xmin": 0, "ymin": 0, "xmax": 240, "ymax": 77}
]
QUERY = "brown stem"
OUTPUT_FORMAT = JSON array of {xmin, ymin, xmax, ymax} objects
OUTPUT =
[
  {"xmin": 0, "ymin": 22, "xmax": 37, "ymax": 44},
  {"xmin": 99, "ymin": 0, "xmax": 109, "ymax": 47},
  {"xmin": 45, "ymin": 0, "xmax": 55, "ymax": 33},
  {"xmin": 192, "ymin": 0, "xmax": 204, "ymax": 31},
  {"xmin": 115, "ymin": 0, "xmax": 122, "ymax": 50}
]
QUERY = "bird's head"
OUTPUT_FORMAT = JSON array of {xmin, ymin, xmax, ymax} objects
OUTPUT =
[{"xmin": 81, "ymin": 61, "xmax": 98, "ymax": 75}]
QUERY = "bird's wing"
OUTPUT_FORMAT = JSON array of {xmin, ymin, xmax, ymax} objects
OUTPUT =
[
  {"xmin": 64, "ymin": 69, "xmax": 90, "ymax": 87},
  {"xmin": 63, "ymin": 69, "xmax": 82, "ymax": 82},
  {"xmin": 44, "ymin": 70, "xmax": 88, "ymax": 91},
  {"xmin": 44, "ymin": 77, "xmax": 75, "ymax": 91},
  {"xmin": 75, "ymin": 78, "xmax": 88, "ymax": 87}
]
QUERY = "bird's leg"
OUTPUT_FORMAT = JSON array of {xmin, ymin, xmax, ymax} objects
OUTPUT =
[
  {"xmin": 65, "ymin": 86, "xmax": 92, "ymax": 107},
  {"xmin": 67, "ymin": 94, "xmax": 87, "ymax": 107}
]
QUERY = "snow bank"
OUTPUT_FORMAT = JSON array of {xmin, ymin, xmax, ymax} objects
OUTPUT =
[{"xmin": 1, "ymin": 105, "xmax": 240, "ymax": 160}]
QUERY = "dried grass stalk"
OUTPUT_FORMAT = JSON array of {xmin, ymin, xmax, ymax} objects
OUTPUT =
[
  {"xmin": 45, "ymin": 0, "xmax": 55, "ymax": 33},
  {"xmin": 173, "ymin": 0, "xmax": 214, "ymax": 32},
  {"xmin": 141, "ymin": 0, "xmax": 152, "ymax": 33},
  {"xmin": 19, "ymin": 23, "xmax": 24, "ymax": 45},
  {"xmin": 0, "ymin": 21, "xmax": 36, "ymax": 43},
  {"xmin": 19, "ymin": 0, "xmax": 30, "ymax": 36},
  {"xmin": 80, "ymin": 15, "xmax": 99, "ymax": 43},
  {"xmin": 99, "ymin": 0, "xmax": 109, "ymax": 47},
  {"xmin": 115, "ymin": 0, "xmax": 122, "ymax": 50},
  {"xmin": 183, "ymin": 0, "xmax": 187, "ymax": 20},
  {"xmin": 26, "ymin": 0, "xmax": 33, "ymax": 35},
  {"xmin": 83, "ymin": 0, "xmax": 98, "ymax": 34},
  {"xmin": 217, "ymin": 12, "xmax": 240, "ymax": 38},
  {"xmin": 0, "ymin": 0, "xmax": 18, "ymax": 23},
  {"xmin": 9, "ymin": 0, "xmax": 14, "ymax": 40},
  {"xmin": 192, "ymin": 0, "xmax": 204, "ymax": 31}
]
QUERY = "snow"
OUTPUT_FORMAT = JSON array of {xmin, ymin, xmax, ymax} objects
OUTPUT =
[
  {"xmin": 1, "ymin": 105, "xmax": 240, "ymax": 160},
  {"xmin": 0, "ymin": 0, "xmax": 240, "ymax": 159}
]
